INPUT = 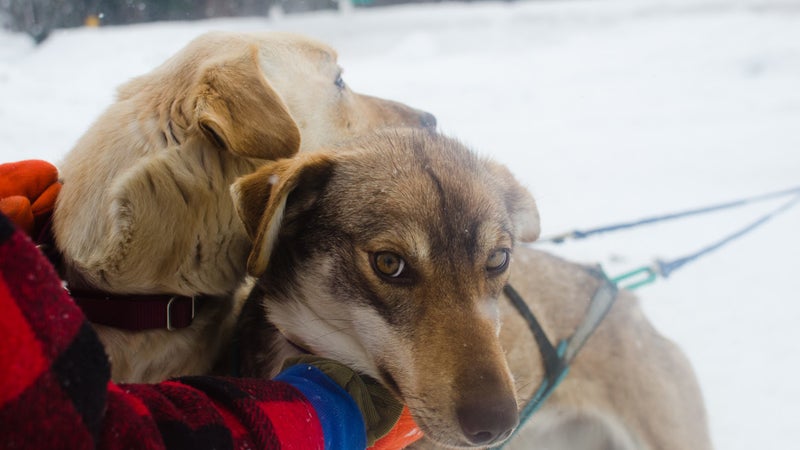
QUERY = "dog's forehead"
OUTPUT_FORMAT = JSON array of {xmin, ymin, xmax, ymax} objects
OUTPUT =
[
  {"xmin": 326, "ymin": 131, "xmax": 513, "ymax": 247},
  {"xmin": 286, "ymin": 37, "xmax": 338, "ymax": 65},
  {"xmin": 254, "ymin": 32, "xmax": 339, "ymax": 78}
]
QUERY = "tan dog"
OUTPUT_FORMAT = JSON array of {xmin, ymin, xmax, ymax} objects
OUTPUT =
[
  {"xmin": 52, "ymin": 31, "xmax": 434, "ymax": 382},
  {"xmin": 232, "ymin": 129, "xmax": 712, "ymax": 449}
]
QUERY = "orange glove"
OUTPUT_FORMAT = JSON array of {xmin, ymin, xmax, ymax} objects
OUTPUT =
[
  {"xmin": 0, "ymin": 160, "xmax": 61, "ymax": 237},
  {"xmin": 370, "ymin": 406, "xmax": 424, "ymax": 450}
]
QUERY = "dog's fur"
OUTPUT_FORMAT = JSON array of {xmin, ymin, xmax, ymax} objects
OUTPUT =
[
  {"xmin": 490, "ymin": 248, "xmax": 712, "ymax": 450},
  {"xmin": 52, "ymin": 31, "xmax": 434, "ymax": 382},
  {"xmin": 232, "ymin": 129, "xmax": 712, "ymax": 449}
]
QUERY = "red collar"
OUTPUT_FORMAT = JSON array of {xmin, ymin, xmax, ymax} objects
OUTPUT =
[
  {"xmin": 68, "ymin": 288, "xmax": 197, "ymax": 331},
  {"xmin": 36, "ymin": 221, "xmax": 197, "ymax": 331}
]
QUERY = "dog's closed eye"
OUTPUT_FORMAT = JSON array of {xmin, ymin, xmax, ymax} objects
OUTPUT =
[{"xmin": 335, "ymin": 73, "xmax": 346, "ymax": 90}]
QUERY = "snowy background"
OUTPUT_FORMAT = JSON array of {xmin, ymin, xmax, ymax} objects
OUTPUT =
[{"xmin": 2, "ymin": 0, "xmax": 799, "ymax": 448}]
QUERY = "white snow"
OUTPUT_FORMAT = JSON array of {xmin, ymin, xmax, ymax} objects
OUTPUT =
[{"xmin": 1, "ymin": 0, "xmax": 799, "ymax": 448}]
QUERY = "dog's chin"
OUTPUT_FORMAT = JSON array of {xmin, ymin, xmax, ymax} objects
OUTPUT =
[
  {"xmin": 415, "ymin": 420, "xmax": 504, "ymax": 449},
  {"xmin": 428, "ymin": 431, "xmax": 514, "ymax": 449}
]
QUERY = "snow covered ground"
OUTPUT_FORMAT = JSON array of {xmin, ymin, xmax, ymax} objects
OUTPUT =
[{"xmin": 1, "ymin": 0, "xmax": 799, "ymax": 448}]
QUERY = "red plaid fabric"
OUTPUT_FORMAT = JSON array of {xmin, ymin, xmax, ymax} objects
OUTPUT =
[{"xmin": 0, "ymin": 213, "xmax": 326, "ymax": 450}]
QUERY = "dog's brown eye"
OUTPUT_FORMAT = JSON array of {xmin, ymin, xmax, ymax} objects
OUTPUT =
[
  {"xmin": 486, "ymin": 249, "xmax": 510, "ymax": 274},
  {"xmin": 372, "ymin": 251, "xmax": 406, "ymax": 278}
]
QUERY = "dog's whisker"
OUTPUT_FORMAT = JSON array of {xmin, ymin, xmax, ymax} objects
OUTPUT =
[
  {"xmin": 302, "ymin": 317, "xmax": 352, "ymax": 324},
  {"xmin": 514, "ymin": 379, "xmax": 538, "ymax": 392},
  {"xmin": 306, "ymin": 325, "xmax": 357, "ymax": 343}
]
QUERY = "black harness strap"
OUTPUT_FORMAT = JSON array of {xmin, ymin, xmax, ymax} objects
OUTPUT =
[
  {"xmin": 494, "ymin": 268, "xmax": 619, "ymax": 450},
  {"xmin": 503, "ymin": 284, "xmax": 565, "ymax": 384}
]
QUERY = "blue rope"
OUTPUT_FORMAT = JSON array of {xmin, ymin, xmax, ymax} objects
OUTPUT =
[
  {"xmin": 541, "ymin": 186, "xmax": 800, "ymax": 244},
  {"xmin": 538, "ymin": 186, "xmax": 800, "ymax": 289},
  {"xmin": 656, "ymin": 193, "xmax": 800, "ymax": 279},
  {"xmin": 607, "ymin": 192, "xmax": 800, "ymax": 290}
]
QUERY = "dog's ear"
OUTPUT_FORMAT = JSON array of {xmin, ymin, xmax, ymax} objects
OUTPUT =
[
  {"xmin": 231, "ymin": 153, "xmax": 335, "ymax": 277},
  {"xmin": 194, "ymin": 45, "xmax": 301, "ymax": 160},
  {"xmin": 488, "ymin": 162, "xmax": 540, "ymax": 243}
]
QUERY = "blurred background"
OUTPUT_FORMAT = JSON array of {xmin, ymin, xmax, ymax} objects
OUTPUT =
[{"xmin": 1, "ymin": 0, "xmax": 465, "ymax": 43}]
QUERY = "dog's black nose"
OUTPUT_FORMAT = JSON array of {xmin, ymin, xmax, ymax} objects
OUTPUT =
[
  {"xmin": 457, "ymin": 395, "xmax": 518, "ymax": 446},
  {"xmin": 419, "ymin": 111, "xmax": 437, "ymax": 129}
]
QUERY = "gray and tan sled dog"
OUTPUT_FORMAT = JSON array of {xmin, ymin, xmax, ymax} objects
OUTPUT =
[
  {"xmin": 232, "ymin": 129, "xmax": 712, "ymax": 449},
  {"xmin": 52, "ymin": 31, "xmax": 435, "ymax": 383}
]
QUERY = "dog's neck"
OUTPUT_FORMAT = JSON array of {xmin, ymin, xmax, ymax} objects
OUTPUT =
[{"xmin": 232, "ymin": 281, "xmax": 306, "ymax": 378}]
